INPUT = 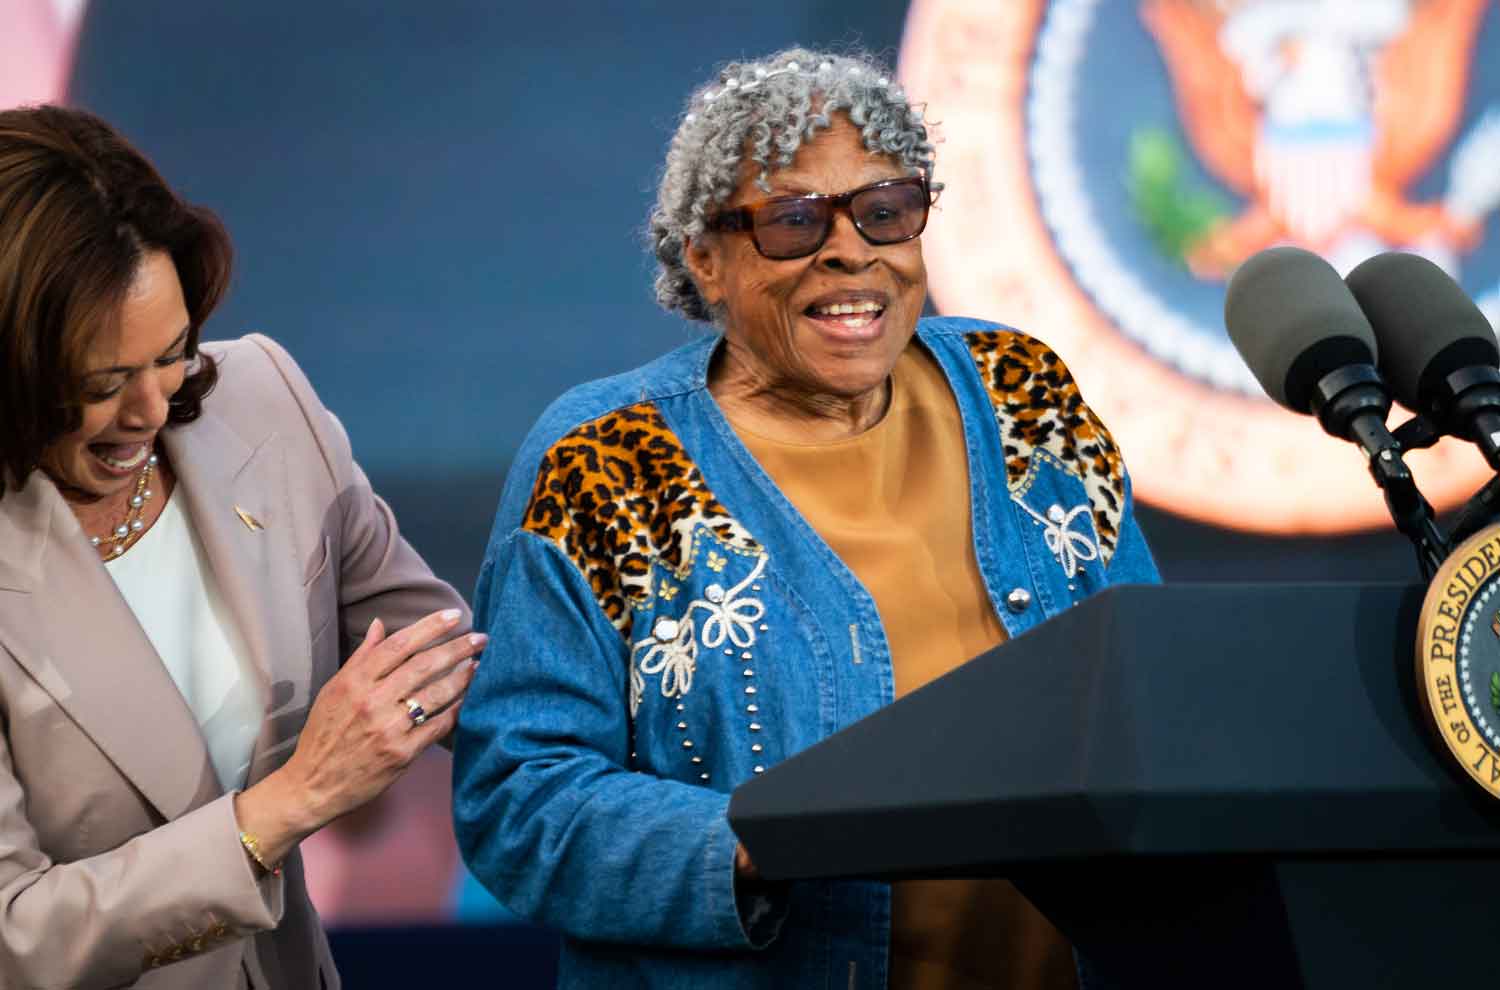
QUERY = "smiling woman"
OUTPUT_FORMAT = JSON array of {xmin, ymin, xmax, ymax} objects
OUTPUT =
[
  {"xmin": 454, "ymin": 47, "xmax": 1161, "ymax": 990},
  {"xmin": 0, "ymin": 105, "xmax": 482, "ymax": 989}
]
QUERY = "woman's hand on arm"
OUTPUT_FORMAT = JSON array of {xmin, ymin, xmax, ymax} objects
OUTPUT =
[{"xmin": 232, "ymin": 608, "xmax": 485, "ymax": 868}]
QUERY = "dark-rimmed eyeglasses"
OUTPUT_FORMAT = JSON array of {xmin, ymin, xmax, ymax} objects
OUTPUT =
[{"xmin": 704, "ymin": 175, "xmax": 933, "ymax": 260}]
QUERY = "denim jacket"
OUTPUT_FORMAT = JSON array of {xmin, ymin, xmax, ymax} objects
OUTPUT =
[{"xmin": 454, "ymin": 317, "xmax": 1160, "ymax": 989}]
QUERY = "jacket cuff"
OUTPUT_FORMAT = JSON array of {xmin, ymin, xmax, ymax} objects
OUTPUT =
[
  {"xmin": 709, "ymin": 813, "xmax": 788, "ymax": 950},
  {"xmin": 216, "ymin": 792, "xmax": 286, "ymax": 931}
]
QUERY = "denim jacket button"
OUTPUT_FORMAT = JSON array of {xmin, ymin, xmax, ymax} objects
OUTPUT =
[{"xmin": 1006, "ymin": 587, "xmax": 1032, "ymax": 613}]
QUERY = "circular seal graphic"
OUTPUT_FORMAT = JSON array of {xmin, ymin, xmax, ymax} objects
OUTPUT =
[
  {"xmin": 900, "ymin": 0, "xmax": 1500, "ymax": 533},
  {"xmin": 1416, "ymin": 523, "xmax": 1500, "ymax": 800}
]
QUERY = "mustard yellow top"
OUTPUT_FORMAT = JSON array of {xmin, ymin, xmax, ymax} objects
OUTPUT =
[{"xmin": 730, "ymin": 344, "xmax": 1077, "ymax": 990}]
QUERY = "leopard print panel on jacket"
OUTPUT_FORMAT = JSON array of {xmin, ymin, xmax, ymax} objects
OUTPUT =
[
  {"xmin": 523, "ymin": 402, "xmax": 761, "ymax": 637},
  {"xmin": 965, "ymin": 330, "xmax": 1125, "ymax": 560}
]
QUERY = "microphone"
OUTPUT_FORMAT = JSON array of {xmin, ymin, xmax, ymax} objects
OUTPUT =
[
  {"xmin": 1225, "ymin": 246, "xmax": 1448, "ymax": 575},
  {"xmin": 1345, "ymin": 251, "xmax": 1500, "ymax": 470},
  {"xmin": 1225, "ymin": 246, "xmax": 1387, "ymax": 446}
]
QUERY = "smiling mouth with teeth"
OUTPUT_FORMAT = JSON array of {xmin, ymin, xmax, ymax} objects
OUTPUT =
[
  {"xmin": 807, "ymin": 300, "xmax": 886, "ymax": 328},
  {"xmin": 91, "ymin": 443, "xmax": 150, "ymax": 472}
]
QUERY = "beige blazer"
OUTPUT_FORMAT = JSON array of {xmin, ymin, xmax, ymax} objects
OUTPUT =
[{"xmin": 0, "ymin": 334, "xmax": 469, "ymax": 989}]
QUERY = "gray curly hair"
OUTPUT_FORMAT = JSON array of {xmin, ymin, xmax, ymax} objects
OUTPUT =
[{"xmin": 649, "ymin": 47, "xmax": 939, "ymax": 323}]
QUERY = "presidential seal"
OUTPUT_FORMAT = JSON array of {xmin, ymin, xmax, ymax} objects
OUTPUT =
[
  {"xmin": 1416, "ymin": 523, "xmax": 1500, "ymax": 799},
  {"xmin": 900, "ymin": 0, "xmax": 1500, "ymax": 534}
]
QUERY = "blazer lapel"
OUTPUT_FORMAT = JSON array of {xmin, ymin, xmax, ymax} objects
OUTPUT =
[
  {"xmin": 0, "ymin": 473, "xmax": 220, "ymax": 820},
  {"xmin": 165, "ymin": 411, "xmax": 311, "ymax": 789}
]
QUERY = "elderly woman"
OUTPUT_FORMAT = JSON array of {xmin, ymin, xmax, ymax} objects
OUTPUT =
[
  {"xmin": 0, "ymin": 105, "xmax": 481, "ymax": 989},
  {"xmin": 454, "ymin": 48, "xmax": 1158, "ymax": 989}
]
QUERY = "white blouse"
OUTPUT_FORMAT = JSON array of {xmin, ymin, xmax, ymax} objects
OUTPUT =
[{"xmin": 104, "ymin": 493, "xmax": 264, "ymax": 792}]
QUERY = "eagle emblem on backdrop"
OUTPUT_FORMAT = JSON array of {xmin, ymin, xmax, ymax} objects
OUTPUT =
[{"xmin": 900, "ymin": 0, "xmax": 1500, "ymax": 533}]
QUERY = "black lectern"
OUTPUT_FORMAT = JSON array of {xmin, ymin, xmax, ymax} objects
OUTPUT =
[{"xmin": 728, "ymin": 585, "xmax": 1500, "ymax": 988}]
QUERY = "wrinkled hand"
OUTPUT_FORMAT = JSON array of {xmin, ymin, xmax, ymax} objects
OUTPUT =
[{"xmin": 234, "ymin": 609, "xmax": 484, "ymax": 866}]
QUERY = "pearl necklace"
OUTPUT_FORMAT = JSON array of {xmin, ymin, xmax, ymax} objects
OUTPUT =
[{"xmin": 90, "ymin": 453, "xmax": 158, "ymax": 558}]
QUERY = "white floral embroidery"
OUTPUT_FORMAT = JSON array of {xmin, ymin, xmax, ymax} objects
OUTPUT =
[
  {"xmin": 629, "ymin": 663, "xmax": 646, "ymax": 718},
  {"xmin": 697, "ymin": 554, "xmax": 767, "ymax": 649},
  {"xmin": 629, "ymin": 554, "xmax": 768, "ymax": 713},
  {"xmin": 633, "ymin": 616, "xmax": 699, "ymax": 709},
  {"xmin": 1015, "ymin": 500, "xmax": 1098, "ymax": 579}
]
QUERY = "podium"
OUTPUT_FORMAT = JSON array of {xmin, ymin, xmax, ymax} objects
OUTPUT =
[{"xmin": 728, "ymin": 585, "xmax": 1500, "ymax": 988}]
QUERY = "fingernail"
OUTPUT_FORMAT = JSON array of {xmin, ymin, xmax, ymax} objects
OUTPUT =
[
  {"xmin": 441, "ymin": 609, "xmax": 463, "ymax": 622},
  {"xmin": 469, "ymin": 633, "xmax": 489, "ymax": 648}
]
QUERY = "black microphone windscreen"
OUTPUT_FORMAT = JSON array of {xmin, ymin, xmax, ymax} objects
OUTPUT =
[
  {"xmin": 1344, "ymin": 252, "xmax": 1498, "ymax": 413},
  {"xmin": 1224, "ymin": 246, "xmax": 1377, "ymax": 413}
]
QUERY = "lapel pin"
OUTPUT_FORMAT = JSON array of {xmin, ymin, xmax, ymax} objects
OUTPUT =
[{"xmin": 234, "ymin": 506, "xmax": 266, "ymax": 532}]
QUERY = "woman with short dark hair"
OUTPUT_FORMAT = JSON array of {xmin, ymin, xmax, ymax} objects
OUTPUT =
[{"xmin": 0, "ymin": 104, "xmax": 481, "ymax": 989}]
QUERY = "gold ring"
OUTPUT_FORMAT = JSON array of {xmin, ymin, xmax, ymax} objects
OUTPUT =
[{"xmin": 400, "ymin": 697, "xmax": 428, "ymax": 725}]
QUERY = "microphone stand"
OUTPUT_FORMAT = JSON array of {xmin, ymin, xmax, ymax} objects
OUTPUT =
[
  {"xmin": 1311, "ymin": 367, "xmax": 1450, "ymax": 580},
  {"xmin": 1393, "ymin": 367, "xmax": 1500, "ymax": 550}
]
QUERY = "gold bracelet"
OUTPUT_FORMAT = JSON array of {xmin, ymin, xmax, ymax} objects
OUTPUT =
[{"xmin": 238, "ymin": 831, "xmax": 281, "ymax": 877}]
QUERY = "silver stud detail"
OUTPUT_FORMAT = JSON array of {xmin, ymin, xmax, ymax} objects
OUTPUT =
[
  {"xmin": 749, "ymin": 723, "xmax": 762, "ymax": 731},
  {"xmin": 1006, "ymin": 588, "xmax": 1032, "ymax": 613},
  {"xmin": 752, "ymin": 585, "xmax": 761, "ymax": 591},
  {"xmin": 652, "ymin": 617, "xmax": 680, "ymax": 642},
  {"xmin": 676, "ymin": 703, "xmax": 685, "ymax": 712},
  {"xmin": 745, "ymin": 686, "xmax": 757, "ymax": 695},
  {"xmin": 752, "ymin": 744, "xmax": 763, "ymax": 753},
  {"xmin": 724, "ymin": 648, "xmax": 734, "ymax": 655},
  {"xmin": 741, "ymin": 651, "xmax": 752, "ymax": 660},
  {"xmin": 700, "ymin": 772, "xmax": 710, "ymax": 781},
  {"xmin": 746, "ymin": 704, "xmax": 759, "ymax": 713},
  {"xmin": 677, "ymin": 721, "xmax": 688, "ymax": 730},
  {"xmin": 682, "ymin": 740, "xmax": 694, "ymax": 749},
  {"xmin": 759, "ymin": 623, "xmax": 769, "ymax": 631},
  {"xmin": 742, "ymin": 668, "xmax": 754, "ymax": 677},
  {"xmin": 691, "ymin": 755, "xmax": 702, "ymax": 764},
  {"xmin": 705, "ymin": 584, "xmax": 725, "ymax": 604},
  {"xmin": 753, "ymin": 765, "xmax": 765, "ymax": 774}
]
